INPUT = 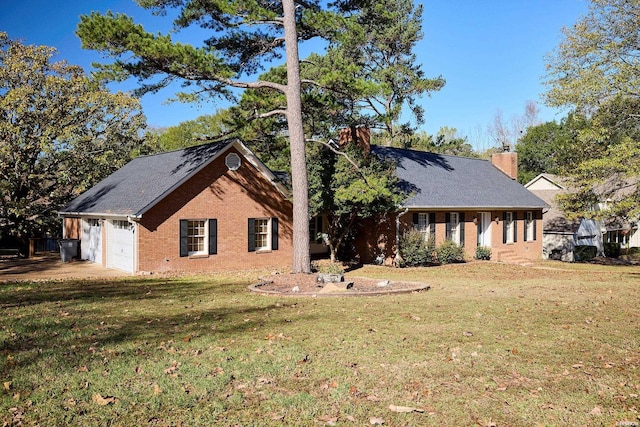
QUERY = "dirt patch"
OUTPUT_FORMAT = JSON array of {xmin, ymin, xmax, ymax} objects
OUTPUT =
[{"xmin": 249, "ymin": 272, "xmax": 430, "ymax": 297}]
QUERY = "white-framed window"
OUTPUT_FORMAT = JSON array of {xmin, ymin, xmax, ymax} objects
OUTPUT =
[
  {"xmin": 254, "ymin": 218, "xmax": 270, "ymax": 251},
  {"xmin": 413, "ymin": 212, "xmax": 435, "ymax": 242},
  {"xmin": 179, "ymin": 219, "xmax": 217, "ymax": 257},
  {"xmin": 505, "ymin": 211, "xmax": 515, "ymax": 244},
  {"xmin": 188, "ymin": 219, "xmax": 207, "ymax": 255},
  {"xmin": 448, "ymin": 212, "xmax": 460, "ymax": 244},
  {"xmin": 525, "ymin": 211, "xmax": 534, "ymax": 241},
  {"xmin": 248, "ymin": 217, "xmax": 279, "ymax": 252},
  {"xmin": 113, "ymin": 220, "xmax": 130, "ymax": 230},
  {"xmin": 417, "ymin": 213, "xmax": 429, "ymax": 233}
]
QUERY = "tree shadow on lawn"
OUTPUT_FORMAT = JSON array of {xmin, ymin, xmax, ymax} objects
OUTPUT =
[
  {"xmin": 1, "ymin": 275, "xmax": 313, "ymax": 373},
  {"xmin": 0, "ymin": 276, "xmax": 236, "ymax": 308}
]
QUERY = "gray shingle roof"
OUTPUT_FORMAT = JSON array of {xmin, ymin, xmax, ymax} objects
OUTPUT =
[
  {"xmin": 372, "ymin": 146, "xmax": 548, "ymax": 209},
  {"xmin": 60, "ymin": 140, "xmax": 237, "ymax": 217}
]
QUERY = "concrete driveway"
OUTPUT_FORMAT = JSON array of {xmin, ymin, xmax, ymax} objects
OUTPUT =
[{"xmin": 0, "ymin": 253, "xmax": 130, "ymax": 282}]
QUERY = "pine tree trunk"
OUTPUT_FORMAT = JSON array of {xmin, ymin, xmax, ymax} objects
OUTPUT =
[{"xmin": 282, "ymin": 0, "xmax": 311, "ymax": 273}]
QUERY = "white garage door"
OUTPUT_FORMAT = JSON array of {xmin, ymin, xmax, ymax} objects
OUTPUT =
[
  {"xmin": 81, "ymin": 218, "xmax": 102, "ymax": 264},
  {"xmin": 107, "ymin": 220, "xmax": 135, "ymax": 273}
]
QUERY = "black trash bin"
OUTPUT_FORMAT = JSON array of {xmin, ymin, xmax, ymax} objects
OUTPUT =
[{"xmin": 59, "ymin": 239, "xmax": 79, "ymax": 262}]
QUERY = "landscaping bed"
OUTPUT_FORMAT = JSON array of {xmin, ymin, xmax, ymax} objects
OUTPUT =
[{"xmin": 250, "ymin": 272, "xmax": 430, "ymax": 296}]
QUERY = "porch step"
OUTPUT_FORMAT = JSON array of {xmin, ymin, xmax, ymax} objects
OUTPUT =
[{"xmin": 494, "ymin": 249, "xmax": 535, "ymax": 267}]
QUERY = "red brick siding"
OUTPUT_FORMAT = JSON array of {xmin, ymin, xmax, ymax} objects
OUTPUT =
[
  {"xmin": 136, "ymin": 147, "xmax": 293, "ymax": 273},
  {"xmin": 353, "ymin": 209, "xmax": 543, "ymax": 264}
]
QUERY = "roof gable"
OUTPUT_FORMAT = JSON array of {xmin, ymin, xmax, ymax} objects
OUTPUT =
[
  {"xmin": 524, "ymin": 174, "xmax": 567, "ymax": 191},
  {"xmin": 60, "ymin": 139, "xmax": 288, "ymax": 218},
  {"xmin": 372, "ymin": 146, "xmax": 547, "ymax": 209}
]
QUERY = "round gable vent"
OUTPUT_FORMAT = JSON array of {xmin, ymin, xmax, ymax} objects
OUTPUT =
[{"xmin": 225, "ymin": 153, "xmax": 241, "ymax": 171}]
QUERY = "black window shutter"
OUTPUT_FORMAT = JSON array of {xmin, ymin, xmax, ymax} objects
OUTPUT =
[
  {"xmin": 514, "ymin": 212, "xmax": 518, "ymax": 243},
  {"xmin": 445, "ymin": 213, "xmax": 451, "ymax": 240},
  {"xmin": 271, "ymin": 217, "xmax": 279, "ymax": 250},
  {"xmin": 248, "ymin": 218, "xmax": 255, "ymax": 252},
  {"xmin": 460, "ymin": 213, "xmax": 465, "ymax": 246},
  {"xmin": 429, "ymin": 213, "xmax": 436, "ymax": 238},
  {"xmin": 503, "ymin": 212, "xmax": 507, "ymax": 244},
  {"xmin": 180, "ymin": 219, "xmax": 188, "ymax": 257},
  {"xmin": 412, "ymin": 212, "xmax": 419, "ymax": 226},
  {"xmin": 208, "ymin": 219, "xmax": 217, "ymax": 255},
  {"xmin": 533, "ymin": 211, "xmax": 538, "ymax": 241}
]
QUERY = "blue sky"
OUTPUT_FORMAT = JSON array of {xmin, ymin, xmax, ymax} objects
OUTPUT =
[{"xmin": 1, "ymin": 0, "xmax": 587, "ymax": 149}]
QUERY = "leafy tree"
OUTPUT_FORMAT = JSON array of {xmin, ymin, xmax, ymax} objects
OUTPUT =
[
  {"xmin": 556, "ymin": 97, "xmax": 640, "ymax": 220},
  {"xmin": 400, "ymin": 127, "xmax": 477, "ymax": 157},
  {"xmin": 147, "ymin": 110, "xmax": 235, "ymax": 153},
  {"xmin": 0, "ymin": 33, "xmax": 146, "ymax": 251},
  {"xmin": 544, "ymin": 0, "xmax": 640, "ymax": 220},
  {"xmin": 515, "ymin": 117, "xmax": 584, "ymax": 184},
  {"xmin": 312, "ymin": 0, "xmax": 445, "ymax": 144},
  {"xmin": 307, "ymin": 141, "xmax": 406, "ymax": 263},
  {"xmin": 76, "ymin": 0, "xmax": 364, "ymax": 273},
  {"xmin": 544, "ymin": 0, "xmax": 640, "ymax": 112}
]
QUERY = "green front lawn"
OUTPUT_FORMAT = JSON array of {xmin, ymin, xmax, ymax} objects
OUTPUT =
[{"xmin": 1, "ymin": 262, "xmax": 638, "ymax": 426}]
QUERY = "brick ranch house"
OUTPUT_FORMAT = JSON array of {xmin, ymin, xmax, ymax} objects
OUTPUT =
[
  {"xmin": 350, "ymin": 146, "xmax": 548, "ymax": 265},
  {"xmin": 59, "ymin": 139, "xmax": 293, "ymax": 274},
  {"xmin": 59, "ymin": 138, "xmax": 547, "ymax": 274}
]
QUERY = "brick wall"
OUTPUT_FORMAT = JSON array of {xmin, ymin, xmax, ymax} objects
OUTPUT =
[
  {"xmin": 137, "ymin": 147, "xmax": 294, "ymax": 273},
  {"xmin": 353, "ymin": 209, "xmax": 544, "ymax": 264}
]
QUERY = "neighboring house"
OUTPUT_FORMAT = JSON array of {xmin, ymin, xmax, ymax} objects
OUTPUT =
[
  {"xmin": 351, "ymin": 147, "xmax": 548, "ymax": 264},
  {"xmin": 525, "ymin": 173, "xmax": 638, "ymax": 261},
  {"xmin": 59, "ymin": 139, "xmax": 293, "ymax": 274}
]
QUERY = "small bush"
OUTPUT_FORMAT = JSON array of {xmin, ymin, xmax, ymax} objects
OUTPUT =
[
  {"xmin": 437, "ymin": 240, "xmax": 465, "ymax": 264},
  {"xmin": 398, "ymin": 229, "xmax": 436, "ymax": 267},
  {"xmin": 604, "ymin": 242, "xmax": 621, "ymax": 258},
  {"xmin": 475, "ymin": 246, "xmax": 492, "ymax": 260},
  {"xmin": 574, "ymin": 245, "xmax": 597, "ymax": 261}
]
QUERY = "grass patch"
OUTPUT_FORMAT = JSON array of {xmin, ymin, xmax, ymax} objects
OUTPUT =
[{"xmin": 1, "ymin": 262, "xmax": 639, "ymax": 425}]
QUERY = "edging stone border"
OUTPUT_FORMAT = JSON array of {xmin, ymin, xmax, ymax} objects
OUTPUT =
[{"xmin": 247, "ymin": 278, "xmax": 430, "ymax": 297}]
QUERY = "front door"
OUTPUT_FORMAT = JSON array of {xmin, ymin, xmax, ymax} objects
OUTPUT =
[{"xmin": 477, "ymin": 212, "xmax": 492, "ymax": 247}]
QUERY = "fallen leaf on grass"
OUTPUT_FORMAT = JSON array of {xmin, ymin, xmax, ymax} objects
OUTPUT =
[
  {"xmin": 3, "ymin": 381, "xmax": 11, "ymax": 390},
  {"xmin": 389, "ymin": 404, "xmax": 424, "ymax": 413},
  {"xmin": 317, "ymin": 415, "xmax": 338, "ymax": 425},
  {"xmin": 588, "ymin": 406, "xmax": 602, "ymax": 415},
  {"xmin": 92, "ymin": 393, "xmax": 118, "ymax": 406},
  {"xmin": 164, "ymin": 361, "xmax": 179, "ymax": 375},
  {"xmin": 369, "ymin": 417, "xmax": 385, "ymax": 425},
  {"xmin": 153, "ymin": 383, "xmax": 162, "ymax": 395}
]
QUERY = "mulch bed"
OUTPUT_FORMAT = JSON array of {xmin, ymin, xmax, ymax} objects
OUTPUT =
[{"xmin": 248, "ymin": 272, "xmax": 430, "ymax": 297}]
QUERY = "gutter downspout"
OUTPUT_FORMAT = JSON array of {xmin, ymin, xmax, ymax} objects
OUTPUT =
[{"xmin": 395, "ymin": 207, "xmax": 410, "ymax": 266}]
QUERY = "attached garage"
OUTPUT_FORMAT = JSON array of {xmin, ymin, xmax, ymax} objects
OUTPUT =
[{"xmin": 106, "ymin": 219, "xmax": 135, "ymax": 273}]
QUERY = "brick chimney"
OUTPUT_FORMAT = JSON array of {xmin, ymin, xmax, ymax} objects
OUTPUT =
[
  {"xmin": 338, "ymin": 126, "xmax": 371, "ymax": 154},
  {"xmin": 491, "ymin": 152, "xmax": 518, "ymax": 180}
]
